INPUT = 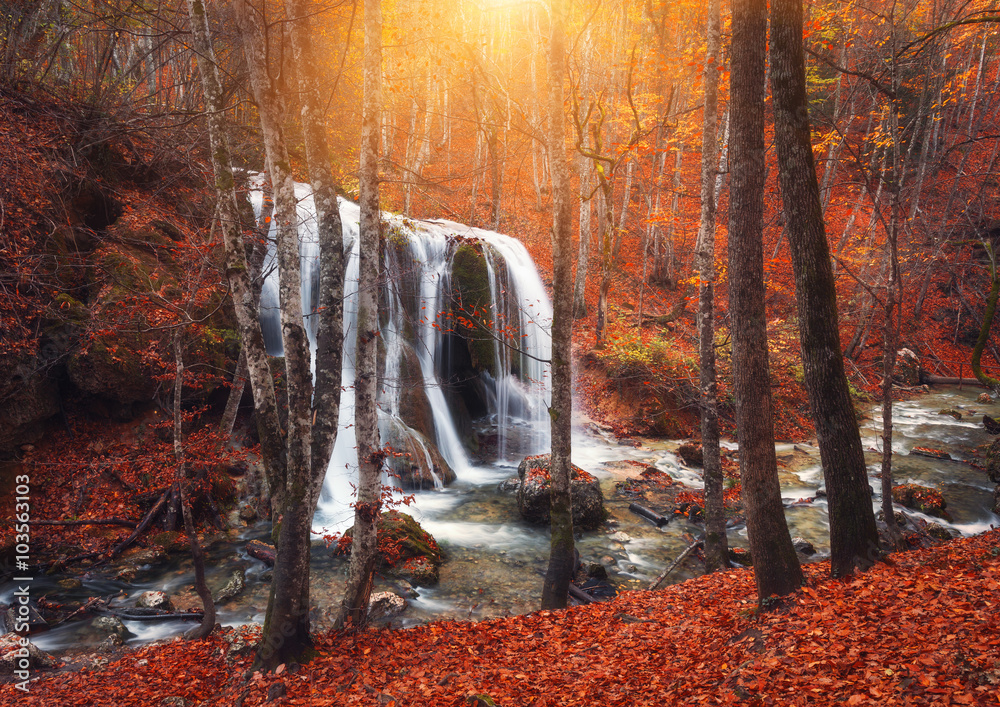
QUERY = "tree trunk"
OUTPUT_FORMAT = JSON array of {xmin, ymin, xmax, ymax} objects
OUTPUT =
[
  {"xmin": 183, "ymin": 0, "xmax": 284, "ymax": 489},
  {"xmin": 972, "ymin": 242, "xmax": 1000, "ymax": 391},
  {"xmin": 696, "ymin": 0, "xmax": 727, "ymax": 574},
  {"xmin": 770, "ymin": 0, "xmax": 880, "ymax": 577},
  {"xmin": 233, "ymin": 0, "xmax": 321, "ymax": 668},
  {"xmin": 728, "ymin": 0, "xmax": 803, "ymax": 603},
  {"xmin": 173, "ymin": 330, "xmax": 216, "ymax": 640},
  {"xmin": 540, "ymin": 0, "xmax": 575, "ymax": 611},
  {"xmin": 336, "ymin": 0, "xmax": 384, "ymax": 630}
]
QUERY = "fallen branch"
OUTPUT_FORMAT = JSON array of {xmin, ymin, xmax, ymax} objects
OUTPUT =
[
  {"xmin": 648, "ymin": 540, "xmax": 702, "ymax": 591},
  {"xmin": 568, "ymin": 583, "xmax": 595, "ymax": 604},
  {"xmin": 28, "ymin": 518, "xmax": 138, "ymax": 528},
  {"xmin": 920, "ymin": 373, "xmax": 988, "ymax": 388},
  {"xmin": 97, "ymin": 486, "xmax": 172, "ymax": 565}
]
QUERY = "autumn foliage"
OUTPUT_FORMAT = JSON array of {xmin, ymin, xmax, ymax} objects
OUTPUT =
[{"xmin": 7, "ymin": 529, "xmax": 999, "ymax": 705}]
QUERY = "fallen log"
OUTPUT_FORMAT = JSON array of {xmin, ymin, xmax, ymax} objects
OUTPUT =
[
  {"xmin": 568, "ymin": 583, "xmax": 595, "ymax": 604},
  {"xmin": 100, "ymin": 486, "xmax": 172, "ymax": 564},
  {"xmin": 628, "ymin": 502, "xmax": 670, "ymax": 528},
  {"xmin": 920, "ymin": 373, "xmax": 988, "ymax": 388},
  {"xmin": 104, "ymin": 607, "xmax": 204, "ymax": 622},
  {"xmin": 246, "ymin": 539, "xmax": 276, "ymax": 566},
  {"xmin": 648, "ymin": 539, "xmax": 702, "ymax": 591}
]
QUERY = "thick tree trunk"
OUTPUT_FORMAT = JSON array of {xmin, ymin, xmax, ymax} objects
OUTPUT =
[
  {"xmin": 540, "ymin": 0, "xmax": 575, "ymax": 611},
  {"xmin": 972, "ymin": 243, "xmax": 1000, "ymax": 391},
  {"xmin": 337, "ymin": 0, "xmax": 384, "ymax": 630},
  {"xmin": 770, "ymin": 0, "xmax": 880, "ymax": 577},
  {"xmin": 697, "ymin": 0, "xmax": 727, "ymax": 574},
  {"xmin": 728, "ymin": 0, "xmax": 803, "ymax": 603}
]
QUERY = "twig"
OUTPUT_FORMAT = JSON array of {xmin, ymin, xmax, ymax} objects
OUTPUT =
[{"xmin": 648, "ymin": 540, "xmax": 702, "ymax": 591}]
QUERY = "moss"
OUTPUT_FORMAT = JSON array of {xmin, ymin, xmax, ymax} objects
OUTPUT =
[{"xmin": 449, "ymin": 242, "xmax": 497, "ymax": 377}]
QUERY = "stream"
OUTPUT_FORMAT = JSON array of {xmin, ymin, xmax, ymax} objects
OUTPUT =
[{"xmin": 4, "ymin": 386, "xmax": 998, "ymax": 657}]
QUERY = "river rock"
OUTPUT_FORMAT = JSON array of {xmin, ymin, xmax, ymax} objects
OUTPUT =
[
  {"xmin": 792, "ymin": 537, "xmax": 816, "ymax": 556},
  {"xmin": 338, "ymin": 510, "xmax": 444, "ymax": 587},
  {"xmin": 91, "ymin": 616, "xmax": 130, "ymax": 642},
  {"xmin": 0, "ymin": 632, "xmax": 58, "ymax": 673},
  {"xmin": 891, "ymin": 484, "xmax": 952, "ymax": 521},
  {"xmin": 893, "ymin": 348, "xmax": 921, "ymax": 386},
  {"xmin": 516, "ymin": 454, "xmax": 606, "ymax": 530},
  {"xmin": 135, "ymin": 591, "xmax": 173, "ymax": 611},
  {"xmin": 368, "ymin": 592, "xmax": 407, "ymax": 621},
  {"xmin": 924, "ymin": 522, "xmax": 956, "ymax": 541},
  {"xmin": 979, "ymin": 392, "xmax": 993, "ymax": 404},
  {"xmin": 677, "ymin": 443, "xmax": 704, "ymax": 468},
  {"xmin": 214, "ymin": 570, "xmax": 246, "ymax": 604}
]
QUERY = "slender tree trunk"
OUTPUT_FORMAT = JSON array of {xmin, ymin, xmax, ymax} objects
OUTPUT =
[
  {"xmin": 770, "ymin": 0, "xmax": 879, "ymax": 577},
  {"xmin": 184, "ymin": 0, "xmax": 284, "ymax": 488},
  {"xmin": 728, "ymin": 0, "xmax": 803, "ymax": 603},
  {"xmin": 972, "ymin": 243, "xmax": 1000, "ymax": 391},
  {"xmin": 697, "ymin": 0, "xmax": 727, "ymax": 574},
  {"xmin": 540, "ymin": 0, "xmax": 575, "ymax": 611},
  {"xmin": 173, "ymin": 330, "xmax": 216, "ymax": 640},
  {"xmin": 337, "ymin": 0, "xmax": 384, "ymax": 629}
]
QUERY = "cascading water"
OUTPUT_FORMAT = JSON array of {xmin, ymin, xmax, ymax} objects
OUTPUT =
[{"xmin": 252, "ymin": 184, "xmax": 552, "ymax": 533}]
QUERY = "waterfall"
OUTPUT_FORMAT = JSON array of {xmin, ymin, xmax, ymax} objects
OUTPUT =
[{"xmin": 252, "ymin": 184, "xmax": 552, "ymax": 533}]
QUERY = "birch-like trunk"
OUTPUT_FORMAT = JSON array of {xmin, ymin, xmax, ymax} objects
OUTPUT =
[
  {"xmin": 337, "ymin": 0, "xmax": 384, "ymax": 630},
  {"xmin": 696, "ymin": 0, "xmax": 727, "ymax": 574},
  {"xmin": 540, "ymin": 0, "xmax": 575, "ymax": 610}
]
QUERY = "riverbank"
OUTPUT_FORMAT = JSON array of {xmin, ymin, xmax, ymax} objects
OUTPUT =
[{"xmin": 5, "ymin": 527, "xmax": 998, "ymax": 705}]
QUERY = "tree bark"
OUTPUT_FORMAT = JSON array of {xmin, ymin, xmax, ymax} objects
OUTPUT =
[
  {"xmin": 183, "ymin": 0, "xmax": 284, "ymax": 489},
  {"xmin": 728, "ymin": 0, "xmax": 803, "ymax": 603},
  {"xmin": 770, "ymin": 0, "xmax": 880, "ymax": 577},
  {"xmin": 336, "ymin": 0, "xmax": 384, "ymax": 630},
  {"xmin": 540, "ymin": 0, "xmax": 575, "ymax": 611},
  {"xmin": 696, "ymin": 0, "xmax": 727, "ymax": 574}
]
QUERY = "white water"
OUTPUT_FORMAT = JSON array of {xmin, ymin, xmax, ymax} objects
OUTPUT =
[{"xmin": 252, "ymin": 185, "xmax": 553, "ymax": 534}]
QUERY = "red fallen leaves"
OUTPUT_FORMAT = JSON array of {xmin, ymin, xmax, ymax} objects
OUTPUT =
[{"xmin": 9, "ymin": 530, "xmax": 1000, "ymax": 706}]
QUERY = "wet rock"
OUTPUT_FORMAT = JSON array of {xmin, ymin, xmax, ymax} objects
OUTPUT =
[
  {"xmin": 91, "ymin": 616, "xmax": 130, "ymax": 642},
  {"xmin": 924, "ymin": 523, "xmax": 956, "ymax": 541},
  {"xmin": 893, "ymin": 348, "xmax": 921, "ymax": 386},
  {"xmin": 383, "ymin": 420, "xmax": 456, "ymax": 490},
  {"xmin": 979, "ymin": 392, "xmax": 992, "ymax": 404},
  {"xmin": 600, "ymin": 555, "xmax": 618, "ymax": 567},
  {"xmin": 891, "ymin": 484, "xmax": 952, "ymax": 522},
  {"xmin": 57, "ymin": 578, "xmax": 83, "ymax": 591},
  {"xmin": 677, "ymin": 443, "xmax": 704, "ymax": 468},
  {"xmin": 728, "ymin": 547, "xmax": 752, "ymax": 566},
  {"xmin": 149, "ymin": 531, "xmax": 188, "ymax": 554},
  {"xmin": 238, "ymin": 504, "xmax": 257, "ymax": 522},
  {"xmin": 136, "ymin": 591, "xmax": 173, "ymax": 612},
  {"xmin": 368, "ymin": 591, "xmax": 407, "ymax": 621},
  {"xmin": 213, "ymin": 570, "xmax": 246, "ymax": 604},
  {"xmin": 516, "ymin": 454, "xmax": 606, "ymax": 530},
  {"xmin": 98, "ymin": 634, "xmax": 124, "ymax": 653},
  {"xmin": 586, "ymin": 562, "xmax": 609, "ymax": 580},
  {"xmin": 938, "ymin": 408, "xmax": 964, "ymax": 420},
  {"xmin": 0, "ymin": 632, "xmax": 58, "ymax": 673},
  {"xmin": 497, "ymin": 477, "xmax": 521, "ymax": 494},
  {"xmin": 792, "ymin": 538, "xmax": 816, "ymax": 556},
  {"xmin": 610, "ymin": 531, "xmax": 631, "ymax": 544}
]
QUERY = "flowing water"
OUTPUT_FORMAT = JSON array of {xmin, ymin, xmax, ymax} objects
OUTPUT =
[{"xmin": 9, "ymin": 185, "xmax": 998, "ymax": 653}]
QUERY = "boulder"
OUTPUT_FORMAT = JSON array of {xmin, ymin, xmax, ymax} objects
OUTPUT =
[
  {"xmin": 891, "ymin": 484, "xmax": 952, "ymax": 521},
  {"xmin": 978, "ymin": 392, "xmax": 992, "ymax": 404},
  {"xmin": 135, "ymin": 591, "xmax": 173, "ymax": 612},
  {"xmin": 368, "ymin": 592, "xmax": 407, "ymax": 621},
  {"xmin": 382, "ymin": 419, "xmax": 456, "ymax": 490},
  {"xmin": 792, "ymin": 537, "xmax": 816, "ymax": 556},
  {"xmin": 677, "ymin": 443, "xmax": 704, "ymax": 468},
  {"xmin": 893, "ymin": 348, "xmax": 921, "ymax": 386},
  {"xmin": 0, "ymin": 633, "xmax": 58, "ymax": 674},
  {"xmin": 213, "ymin": 570, "xmax": 246, "ymax": 604},
  {"xmin": 337, "ymin": 511, "xmax": 444, "ymax": 587},
  {"xmin": 516, "ymin": 454, "xmax": 606, "ymax": 530},
  {"xmin": 91, "ymin": 616, "xmax": 130, "ymax": 643}
]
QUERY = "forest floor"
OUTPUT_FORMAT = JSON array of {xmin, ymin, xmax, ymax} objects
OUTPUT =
[{"xmin": 4, "ymin": 528, "xmax": 999, "ymax": 705}]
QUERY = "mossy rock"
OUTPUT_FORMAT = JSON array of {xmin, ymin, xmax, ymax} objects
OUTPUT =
[
  {"xmin": 0, "ymin": 354, "xmax": 61, "ymax": 453},
  {"xmin": 449, "ymin": 242, "xmax": 498, "ymax": 378},
  {"xmin": 985, "ymin": 437, "xmax": 1000, "ymax": 484},
  {"xmin": 339, "ymin": 510, "xmax": 444, "ymax": 587},
  {"xmin": 891, "ymin": 484, "xmax": 952, "ymax": 521},
  {"xmin": 149, "ymin": 531, "xmax": 188, "ymax": 554},
  {"xmin": 516, "ymin": 454, "xmax": 607, "ymax": 530}
]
